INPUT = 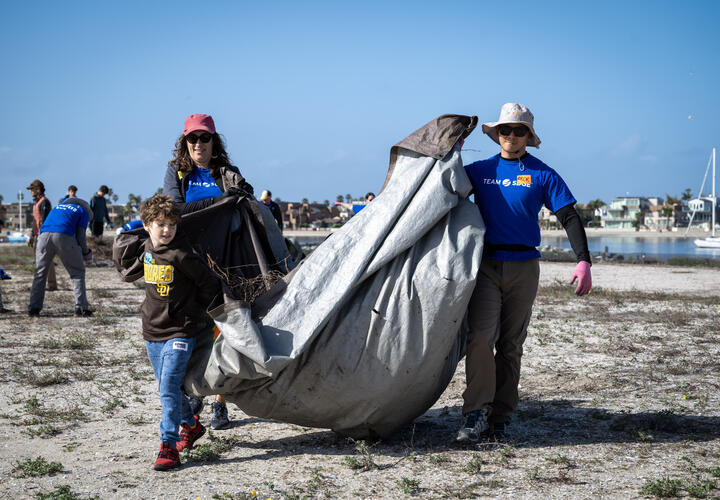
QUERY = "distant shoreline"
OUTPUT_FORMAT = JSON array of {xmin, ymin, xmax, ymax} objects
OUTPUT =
[
  {"xmin": 283, "ymin": 228, "xmax": 714, "ymax": 240},
  {"xmin": 542, "ymin": 228, "xmax": 712, "ymax": 239}
]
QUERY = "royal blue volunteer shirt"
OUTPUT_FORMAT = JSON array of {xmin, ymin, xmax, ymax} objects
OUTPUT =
[
  {"xmin": 464, "ymin": 153, "xmax": 576, "ymax": 261},
  {"xmin": 185, "ymin": 167, "xmax": 222, "ymax": 202},
  {"xmin": 40, "ymin": 204, "xmax": 90, "ymax": 236}
]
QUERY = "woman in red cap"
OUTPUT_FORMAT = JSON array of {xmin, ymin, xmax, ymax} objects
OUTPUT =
[
  {"xmin": 164, "ymin": 114, "xmax": 254, "ymax": 214},
  {"xmin": 163, "ymin": 113, "xmax": 255, "ymax": 431}
]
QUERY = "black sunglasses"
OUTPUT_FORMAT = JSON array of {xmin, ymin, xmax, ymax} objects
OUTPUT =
[
  {"xmin": 497, "ymin": 125, "xmax": 529, "ymax": 137},
  {"xmin": 186, "ymin": 133, "xmax": 213, "ymax": 144}
]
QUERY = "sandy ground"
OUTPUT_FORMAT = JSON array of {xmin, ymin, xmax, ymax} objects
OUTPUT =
[{"xmin": 0, "ymin": 256, "xmax": 719, "ymax": 499}]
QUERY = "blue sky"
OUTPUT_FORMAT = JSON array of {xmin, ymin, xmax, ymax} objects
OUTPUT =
[{"xmin": 1, "ymin": 1, "xmax": 719, "ymax": 206}]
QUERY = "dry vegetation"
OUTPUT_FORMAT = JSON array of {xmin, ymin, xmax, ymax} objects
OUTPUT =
[{"xmin": 0, "ymin": 243, "xmax": 719, "ymax": 499}]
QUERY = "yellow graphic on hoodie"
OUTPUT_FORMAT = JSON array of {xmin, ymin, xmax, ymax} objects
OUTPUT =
[{"xmin": 144, "ymin": 252, "xmax": 174, "ymax": 296}]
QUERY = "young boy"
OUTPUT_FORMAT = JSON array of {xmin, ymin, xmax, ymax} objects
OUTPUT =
[{"xmin": 137, "ymin": 194, "xmax": 221, "ymax": 471}]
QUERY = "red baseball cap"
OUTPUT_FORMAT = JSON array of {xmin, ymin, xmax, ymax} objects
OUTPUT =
[{"xmin": 183, "ymin": 114, "xmax": 216, "ymax": 136}]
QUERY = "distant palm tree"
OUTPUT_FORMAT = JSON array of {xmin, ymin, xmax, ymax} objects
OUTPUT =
[
  {"xmin": 345, "ymin": 194, "xmax": 352, "ymax": 203},
  {"xmin": 323, "ymin": 199, "xmax": 330, "ymax": 206},
  {"xmin": 302, "ymin": 197, "xmax": 309, "ymax": 204},
  {"xmin": 336, "ymin": 195, "xmax": 344, "ymax": 202}
]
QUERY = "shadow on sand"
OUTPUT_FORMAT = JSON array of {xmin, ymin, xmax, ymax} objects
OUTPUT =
[{"xmin": 182, "ymin": 397, "xmax": 719, "ymax": 467}]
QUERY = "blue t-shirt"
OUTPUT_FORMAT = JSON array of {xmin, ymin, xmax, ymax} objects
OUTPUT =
[
  {"xmin": 464, "ymin": 153, "xmax": 576, "ymax": 261},
  {"xmin": 40, "ymin": 204, "xmax": 90, "ymax": 237},
  {"xmin": 185, "ymin": 167, "xmax": 222, "ymax": 202},
  {"xmin": 351, "ymin": 204, "xmax": 366, "ymax": 214}
]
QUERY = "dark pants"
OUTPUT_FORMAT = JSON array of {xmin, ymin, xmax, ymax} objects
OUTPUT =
[
  {"xmin": 91, "ymin": 220, "xmax": 104, "ymax": 237},
  {"xmin": 462, "ymin": 258, "xmax": 539, "ymax": 423}
]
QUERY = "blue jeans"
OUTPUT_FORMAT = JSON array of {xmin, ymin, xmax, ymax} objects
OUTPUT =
[{"xmin": 145, "ymin": 337, "xmax": 196, "ymax": 444}]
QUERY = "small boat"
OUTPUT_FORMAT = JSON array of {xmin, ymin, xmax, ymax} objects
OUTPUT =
[
  {"xmin": 691, "ymin": 148, "xmax": 719, "ymax": 248},
  {"xmin": 6, "ymin": 231, "xmax": 29, "ymax": 243},
  {"xmin": 694, "ymin": 236, "xmax": 720, "ymax": 248}
]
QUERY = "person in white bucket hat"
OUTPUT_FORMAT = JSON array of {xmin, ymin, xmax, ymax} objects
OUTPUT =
[{"xmin": 456, "ymin": 102, "xmax": 592, "ymax": 443}]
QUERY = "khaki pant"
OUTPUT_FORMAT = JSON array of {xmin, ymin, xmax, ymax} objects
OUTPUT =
[
  {"xmin": 33, "ymin": 235, "xmax": 57, "ymax": 289},
  {"xmin": 462, "ymin": 258, "xmax": 539, "ymax": 423}
]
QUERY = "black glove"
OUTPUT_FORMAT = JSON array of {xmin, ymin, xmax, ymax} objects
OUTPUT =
[
  {"xmin": 238, "ymin": 180, "xmax": 254, "ymax": 196},
  {"xmin": 215, "ymin": 186, "xmax": 243, "ymax": 202}
]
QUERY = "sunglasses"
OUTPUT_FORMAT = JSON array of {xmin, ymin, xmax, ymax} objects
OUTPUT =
[
  {"xmin": 186, "ymin": 133, "xmax": 213, "ymax": 144},
  {"xmin": 497, "ymin": 125, "xmax": 529, "ymax": 137}
]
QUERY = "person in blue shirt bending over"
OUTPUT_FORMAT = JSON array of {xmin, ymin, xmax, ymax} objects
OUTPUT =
[
  {"xmin": 456, "ymin": 103, "xmax": 592, "ymax": 443},
  {"xmin": 28, "ymin": 198, "xmax": 94, "ymax": 317}
]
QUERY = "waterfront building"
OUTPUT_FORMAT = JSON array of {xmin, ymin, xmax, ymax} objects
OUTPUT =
[
  {"xmin": 0, "ymin": 203, "xmax": 32, "ymax": 231},
  {"xmin": 282, "ymin": 202, "xmax": 342, "ymax": 230},
  {"xmin": 603, "ymin": 196, "xmax": 650, "ymax": 230},
  {"xmin": 685, "ymin": 196, "xmax": 719, "ymax": 228}
]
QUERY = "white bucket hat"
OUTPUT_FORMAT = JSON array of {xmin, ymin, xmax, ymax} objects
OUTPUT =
[{"xmin": 481, "ymin": 102, "xmax": 541, "ymax": 148}]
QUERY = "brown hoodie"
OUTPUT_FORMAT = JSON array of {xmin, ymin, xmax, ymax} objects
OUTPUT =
[{"xmin": 140, "ymin": 230, "xmax": 221, "ymax": 341}]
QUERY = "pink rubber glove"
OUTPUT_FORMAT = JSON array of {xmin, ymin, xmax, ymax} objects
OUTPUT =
[
  {"xmin": 570, "ymin": 261, "xmax": 592, "ymax": 296},
  {"xmin": 333, "ymin": 201, "xmax": 342, "ymax": 206}
]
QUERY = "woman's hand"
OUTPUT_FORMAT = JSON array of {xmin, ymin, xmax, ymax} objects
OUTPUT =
[
  {"xmin": 570, "ymin": 261, "xmax": 592, "ymax": 296},
  {"xmin": 238, "ymin": 180, "xmax": 254, "ymax": 196}
]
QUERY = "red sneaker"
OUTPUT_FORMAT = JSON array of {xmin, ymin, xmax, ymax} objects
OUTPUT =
[
  {"xmin": 153, "ymin": 442, "xmax": 180, "ymax": 471},
  {"xmin": 176, "ymin": 415, "xmax": 206, "ymax": 452}
]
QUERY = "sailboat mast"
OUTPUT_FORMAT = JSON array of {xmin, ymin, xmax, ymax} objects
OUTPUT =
[{"xmin": 713, "ymin": 147, "xmax": 716, "ymax": 238}]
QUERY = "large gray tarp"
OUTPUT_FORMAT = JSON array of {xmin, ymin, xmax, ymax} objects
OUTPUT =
[{"xmin": 185, "ymin": 114, "xmax": 484, "ymax": 438}]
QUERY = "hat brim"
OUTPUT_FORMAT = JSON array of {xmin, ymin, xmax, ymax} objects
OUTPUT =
[
  {"xmin": 183, "ymin": 126, "xmax": 215, "ymax": 136},
  {"xmin": 481, "ymin": 121, "xmax": 541, "ymax": 148}
]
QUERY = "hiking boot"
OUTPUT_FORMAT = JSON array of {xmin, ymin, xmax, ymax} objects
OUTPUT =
[
  {"xmin": 74, "ymin": 307, "xmax": 93, "ymax": 317},
  {"xmin": 488, "ymin": 422, "xmax": 507, "ymax": 440},
  {"xmin": 0, "ymin": 307, "xmax": 12, "ymax": 314},
  {"xmin": 211, "ymin": 401, "xmax": 231, "ymax": 430},
  {"xmin": 177, "ymin": 415, "xmax": 205, "ymax": 452},
  {"xmin": 188, "ymin": 396, "xmax": 204, "ymax": 417},
  {"xmin": 455, "ymin": 410, "xmax": 489, "ymax": 443},
  {"xmin": 28, "ymin": 308, "xmax": 40, "ymax": 317},
  {"xmin": 153, "ymin": 442, "xmax": 180, "ymax": 471}
]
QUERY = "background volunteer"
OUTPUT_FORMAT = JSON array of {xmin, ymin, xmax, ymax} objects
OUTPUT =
[
  {"xmin": 27, "ymin": 179, "xmax": 57, "ymax": 291},
  {"xmin": 28, "ymin": 197, "xmax": 94, "ymax": 317}
]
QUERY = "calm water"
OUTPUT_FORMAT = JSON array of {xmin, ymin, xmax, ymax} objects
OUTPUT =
[
  {"xmin": 542, "ymin": 234, "xmax": 720, "ymax": 260},
  {"xmin": 290, "ymin": 233, "xmax": 720, "ymax": 260}
]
